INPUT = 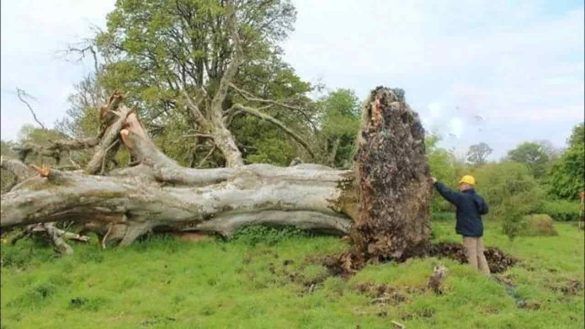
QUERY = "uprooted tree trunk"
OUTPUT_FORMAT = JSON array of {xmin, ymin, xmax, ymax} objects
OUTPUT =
[
  {"xmin": 0, "ymin": 86, "xmax": 432, "ymax": 258},
  {"xmin": 0, "ymin": 95, "xmax": 358, "ymax": 246}
]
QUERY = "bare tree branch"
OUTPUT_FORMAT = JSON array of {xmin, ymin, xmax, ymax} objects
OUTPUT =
[
  {"xmin": 16, "ymin": 88, "xmax": 46, "ymax": 130},
  {"xmin": 182, "ymin": 133, "xmax": 215, "ymax": 140},
  {"xmin": 60, "ymin": 30, "xmax": 103, "ymax": 75},
  {"xmin": 86, "ymin": 105, "xmax": 134, "ymax": 175},
  {"xmin": 229, "ymin": 83, "xmax": 317, "ymax": 131}
]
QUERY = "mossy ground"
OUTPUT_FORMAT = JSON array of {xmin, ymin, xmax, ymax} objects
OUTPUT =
[{"xmin": 1, "ymin": 221, "xmax": 583, "ymax": 329}]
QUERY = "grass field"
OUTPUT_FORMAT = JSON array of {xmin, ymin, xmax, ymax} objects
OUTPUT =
[{"xmin": 1, "ymin": 221, "xmax": 583, "ymax": 329}]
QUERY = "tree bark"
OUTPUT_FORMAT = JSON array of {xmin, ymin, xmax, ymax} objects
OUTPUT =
[{"xmin": 206, "ymin": 1, "xmax": 245, "ymax": 167}]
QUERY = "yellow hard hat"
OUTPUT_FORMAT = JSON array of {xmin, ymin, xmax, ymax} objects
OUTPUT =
[{"xmin": 458, "ymin": 175, "xmax": 476, "ymax": 185}]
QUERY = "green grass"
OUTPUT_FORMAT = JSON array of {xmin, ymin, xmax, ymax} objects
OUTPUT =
[{"xmin": 1, "ymin": 222, "xmax": 583, "ymax": 329}]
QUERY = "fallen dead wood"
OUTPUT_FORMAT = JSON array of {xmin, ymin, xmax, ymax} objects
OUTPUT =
[{"xmin": 1, "ymin": 100, "xmax": 358, "ymax": 246}]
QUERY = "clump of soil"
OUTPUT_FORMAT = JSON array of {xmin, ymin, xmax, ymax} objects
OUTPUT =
[
  {"xmin": 272, "ymin": 258, "xmax": 333, "ymax": 294},
  {"xmin": 322, "ymin": 251, "xmax": 366, "ymax": 277},
  {"xmin": 546, "ymin": 279, "xmax": 585, "ymax": 296},
  {"xmin": 428, "ymin": 242, "xmax": 518, "ymax": 274},
  {"xmin": 323, "ymin": 242, "xmax": 518, "ymax": 277},
  {"xmin": 355, "ymin": 282, "xmax": 408, "ymax": 305},
  {"xmin": 561, "ymin": 279, "xmax": 584, "ymax": 295}
]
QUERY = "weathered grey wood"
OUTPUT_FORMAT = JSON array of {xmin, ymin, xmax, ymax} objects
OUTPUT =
[
  {"xmin": 0, "ymin": 162, "xmax": 356, "ymax": 244},
  {"xmin": 85, "ymin": 105, "xmax": 133, "ymax": 175}
]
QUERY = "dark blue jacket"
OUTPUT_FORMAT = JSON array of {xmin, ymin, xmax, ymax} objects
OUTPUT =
[{"xmin": 434, "ymin": 182, "xmax": 489, "ymax": 237}]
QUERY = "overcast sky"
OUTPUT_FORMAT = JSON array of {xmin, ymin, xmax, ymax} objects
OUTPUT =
[{"xmin": 1, "ymin": 0, "xmax": 583, "ymax": 159}]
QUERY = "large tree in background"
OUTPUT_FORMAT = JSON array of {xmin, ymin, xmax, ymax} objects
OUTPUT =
[
  {"xmin": 94, "ymin": 0, "xmax": 315, "ymax": 168},
  {"xmin": 507, "ymin": 141, "xmax": 550, "ymax": 178},
  {"xmin": 316, "ymin": 89, "xmax": 360, "ymax": 168},
  {"xmin": 466, "ymin": 142, "xmax": 492, "ymax": 167},
  {"xmin": 549, "ymin": 123, "xmax": 584, "ymax": 199}
]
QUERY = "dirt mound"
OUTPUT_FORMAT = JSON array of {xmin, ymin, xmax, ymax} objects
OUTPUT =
[
  {"xmin": 354, "ymin": 282, "xmax": 408, "ymax": 305},
  {"xmin": 323, "ymin": 242, "xmax": 518, "ymax": 277},
  {"xmin": 545, "ymin": 278, "xmax": 585, "ymax": 296},
  {"xmin": 560, "ymin": 279, "xmax": 584, "ymax": 295},
  {"xmin": 429, "ymin": 242, "xmax": 518, "ymax": 273},
  {"xmin": 322, "ymin": 252, "xmax": 365, "ymax": 277}
]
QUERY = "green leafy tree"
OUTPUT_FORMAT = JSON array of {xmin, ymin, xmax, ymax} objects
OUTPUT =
[
  {"xmin": 472, "ymin": 161, "xmax": 544, "ymax": 213},
  {"xmin": 568, "ymin": 123, "xmax": 584, "ymax": 147},
  {"xmin": 92, "ymin": 0, "xmax": 314, "ymax": 167},
  {"xmin": 15, "ymin": 125, "xmax": 69, "ymax": 165},
  {"xmin": 507, "ymin": 141, "xmax": 550, "ymax": 178},
  {"xmin": 549, "ymin": 123, "xmax": 585, "ymax": 199},
  {"xmin": 426, "ymin": 135, "xmax": 458, "ymax": 212},
  {"xmin": 466, "ymin": 142, "xmax": 492, "ymax": 166},
  {"xmin": 56, "ymin": 76, "xmax": 103, "ymax": 139},
  {"xmin": 316, "ymin": 89, "xmax": 360, "ymax": 168}
]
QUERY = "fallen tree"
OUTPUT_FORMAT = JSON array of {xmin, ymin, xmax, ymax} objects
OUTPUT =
[
  {"xmin": 1, "ymin": 93, "xmax": 358, "ymax": 247},
  {"xmin": 1, "ymin": 86, "xmax": 432, "ymax": 258}
]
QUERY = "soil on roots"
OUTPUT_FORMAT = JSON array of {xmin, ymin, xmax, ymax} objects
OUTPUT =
[
  {"xmin": 323, "ymin": 242, "xmax": 518, "ymax": 277},
  {"xmin": 342, "ymin": 86, "xmax": 432, "ymax": 273},
  {"xmin": 428, "ymin": 242, "xmax": 518, "ymax": 274}
]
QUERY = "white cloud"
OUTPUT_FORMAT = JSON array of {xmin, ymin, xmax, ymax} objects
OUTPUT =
[
  {"xmin": 1, "ymin": 0, "xmax": 116, "ymax": 141},
  {"xmin": 448, "ymin": 118, "xmax": 464, "ymax": 139}
]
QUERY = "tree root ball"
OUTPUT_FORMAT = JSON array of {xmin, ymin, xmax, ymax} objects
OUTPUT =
[{"xmin": 350, "ymin": 86, "xmax": 432, "ymax": 265}]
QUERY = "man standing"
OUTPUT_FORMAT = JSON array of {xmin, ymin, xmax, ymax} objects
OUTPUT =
[{"xmin": 432, "ymin": 175, "xmax": 491, "ymax": 274}]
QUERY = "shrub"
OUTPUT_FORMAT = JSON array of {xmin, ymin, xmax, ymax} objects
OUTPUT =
[
  {"xmin": 462, "ymin": 161, "xmax": 549, "ymax": 242},
  {"xmin": 539, "ymin": 200, "xmax": 581, "ymax": 221},
  {"xmin": 500, "ymin": 201, "xmax": 526, "ymax": 241},
  {"xmin": 522, "ymin": 214, "xmax": 558, "ymax": 236}
]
